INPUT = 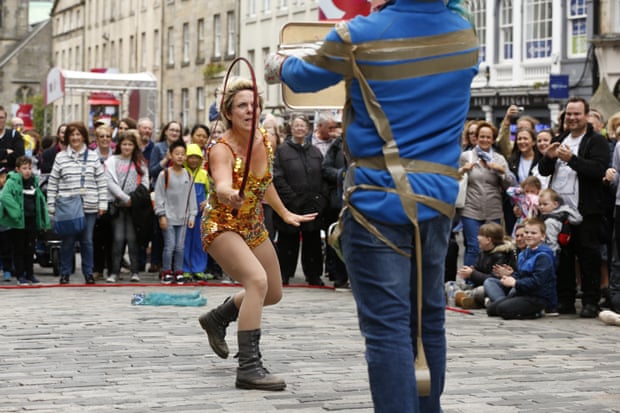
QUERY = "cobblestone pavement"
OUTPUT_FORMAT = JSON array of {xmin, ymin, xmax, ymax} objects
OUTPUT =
[{"xmin": 1, "ymin": 270, "xmax": 619, "ymax": 412}]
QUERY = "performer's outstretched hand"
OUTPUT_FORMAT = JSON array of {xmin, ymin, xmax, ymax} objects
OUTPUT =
[{"xmin": 281, "ymin": 210, "xmax": 318, "ymax": 227}]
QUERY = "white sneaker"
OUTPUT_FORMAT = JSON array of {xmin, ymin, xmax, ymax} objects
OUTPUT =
[
  {"xmin": 106, "ymin": 274, "xmax": 117, "ymax": 283},
  {"xmin": 599, "ymin": 310, "xmax": 620, "ymax": 326},
  {"xmin": 130, "ymin": 273, "xmax": 140, "ymax": 282}
]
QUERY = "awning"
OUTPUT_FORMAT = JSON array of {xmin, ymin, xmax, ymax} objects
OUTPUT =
[
  {"xmin": 45, "ymin": 67, "xmax": 158, "ymax": 104},
  {"xmin": 88, "ymin": 97, "xmax": 121, "ymax": 106}
]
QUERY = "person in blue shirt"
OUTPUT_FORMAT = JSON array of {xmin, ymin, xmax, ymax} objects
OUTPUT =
[
  {"xmin": 265, "ymin": 1, "xmax": 478, "ymax": 411},
  {"xmin": 487, "ymin": 218, "xmax": 558, "ymax": 318}
]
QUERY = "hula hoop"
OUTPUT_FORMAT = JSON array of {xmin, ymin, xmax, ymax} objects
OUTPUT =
[{"xmin": 219, "ymin": 57, "xmax": 260, "ymax": 205}]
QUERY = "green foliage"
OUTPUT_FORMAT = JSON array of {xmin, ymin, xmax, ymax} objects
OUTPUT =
[
  {"xmin": 27, "ymin": 94, "xmax": 50, "ymax": 135},
  {"xmin": 203, "ymin": 62, "xmax": 226, "ymax": 81}
]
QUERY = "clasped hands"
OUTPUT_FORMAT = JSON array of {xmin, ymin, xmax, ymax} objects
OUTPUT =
[
  {"xmin": 543, "ymin": 142, "xmax": 573, "ymax": 162},
  {"xmin": 493, "ymin": 264, "xmax": 516, "ymax": 287}
]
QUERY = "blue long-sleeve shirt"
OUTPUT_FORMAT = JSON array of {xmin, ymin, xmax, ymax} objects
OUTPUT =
[
  {"xmin": 280, "ymin": 0, "xmax": 478, "ymax": 224},
  {"xmin": 514, "ymin": 244, "xmax": 557, "ymax": 309}
]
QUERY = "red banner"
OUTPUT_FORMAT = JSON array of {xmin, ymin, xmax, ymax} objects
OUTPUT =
[
  {"xmin": 16, "ymin": 104, "xmax": 33, "ymax": 129},
  {"xmin": 318, "ymin": 0, "xmax": 371, "ymax": 21}
]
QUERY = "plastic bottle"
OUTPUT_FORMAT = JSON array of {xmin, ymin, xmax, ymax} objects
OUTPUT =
[
  {"xmin": 446, "ymin": 281, "xmax": 456, "ymax": 307},
  {"xmin": 131, "ymin": 293, "xmax": 146, "ymax": 305}
]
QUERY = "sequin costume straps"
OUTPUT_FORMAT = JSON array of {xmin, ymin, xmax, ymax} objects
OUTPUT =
[{"xmin": 201, "ymin": 130, "xmax": 273, "ymax": 250}]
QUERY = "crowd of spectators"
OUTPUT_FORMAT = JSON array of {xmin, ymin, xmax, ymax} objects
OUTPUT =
[
  {"xmin": 3, "ymin": 97, "xmax": 619, "ymax": 325},
  {"xmin": 0, "ymin": 106, "xmax": 349, "ymax": 290},
  {"xmin": 451, "ymin": 98, "xmax": 620, "ymax": 323}
]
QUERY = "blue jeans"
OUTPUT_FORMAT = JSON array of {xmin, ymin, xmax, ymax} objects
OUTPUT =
[
  {"xmin": 341, "ymin": 210, "xmax": 450, "ymax": 413},
  {"xmin": 162, "ymin": 225, "xmax": 186, "ymax": 272},
  {"xmin": 483, "ymin": 277, "xmax": 514, "ymax": 302},
  {"xmin": 461, "ymin": 216, "xmax": 500, "ymax": 266},
  {"xmin": 60, "ymin": 213, "xmax": 97, "ymax": 277}
]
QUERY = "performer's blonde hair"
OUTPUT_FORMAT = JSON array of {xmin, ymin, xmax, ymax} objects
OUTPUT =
[{"xmin": 220, "ymin": 77, "xmax": 264, "ymax": 130}]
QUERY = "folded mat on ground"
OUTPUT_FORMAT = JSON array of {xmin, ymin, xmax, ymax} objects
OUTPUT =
[{"xmin": 131, "ymin": 290, "xmax": 207, "ymax": 306}]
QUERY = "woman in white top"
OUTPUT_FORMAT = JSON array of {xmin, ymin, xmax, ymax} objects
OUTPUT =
[{"xmin": 105, "ymin": 130, "xmax": 149, "ymax": 283}]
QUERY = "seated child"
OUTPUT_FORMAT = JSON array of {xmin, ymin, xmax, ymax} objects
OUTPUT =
[
  {"xmin": 506, "ymin": 176, "xmax": 541, "ymax": 237},
  {"xmin": 537, "ymin": 188, "xmax": 582, "ymax": 259},
  {"xmin": 453, "ymin": 222, "xmax": 517, "ymax": 309},
  {"xmin": 486, "ymin": 218, "xmax": 557, "ymax": 319}
]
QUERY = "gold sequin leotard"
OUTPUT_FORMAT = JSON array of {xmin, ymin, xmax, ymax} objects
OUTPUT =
[{"xmin": 201, "ymin": 131, "xmax": 273, "ymax": 250}]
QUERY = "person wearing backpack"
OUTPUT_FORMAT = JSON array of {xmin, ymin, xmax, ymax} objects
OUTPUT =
[
  {"xmin": 153, "ymin": 139, "xmax": 197, "ymax": 284},
  {"xmin": 538, "ymin": 188, "xmax": 582, "ymax": 262}
]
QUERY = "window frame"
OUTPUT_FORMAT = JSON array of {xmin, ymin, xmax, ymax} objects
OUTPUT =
[
  {"xmin": 566, "ymin": 0, "xmax": 587, "ymax": 58},
  {"xmin": 182, "ymin": 22, "xmax": 190, "ymax": 64},
  {"xmin": 523, "ymin": 0, "xmax": 553, "ymax": 60},
  {"xmin": 471, "ymin": 0, "xmax": 487, "ymax": 63},
  {"xmin": 167, "ymin": 26, "xmax": 175, "ymax": 66},
  {"xmin": 226, "ymin": 11, "xmax": 235, "ymax": 57},
  {"xmin": 213, "ymin": 14, "xmax": 222, "ymax": 58},
  {"xmin": 499, "ymin": 0, "xmax": 514, "ymax": 62}
]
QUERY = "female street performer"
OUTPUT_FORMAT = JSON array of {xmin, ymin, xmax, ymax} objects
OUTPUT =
[
  {"xmin": 198, "ymin": 76, "xmax": 316, "ymax": 391},
  {"xmin": 265, "ymin": 0, "xmax": 478, "ymax": 411}
]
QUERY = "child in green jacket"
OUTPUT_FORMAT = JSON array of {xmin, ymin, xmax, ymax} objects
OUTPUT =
[{"xmin": 0, "ymin": 156, "xmax": 50, "ymax": 284}]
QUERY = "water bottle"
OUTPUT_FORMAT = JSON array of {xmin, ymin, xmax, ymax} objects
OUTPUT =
[
  {"xmin": 446, "ymin": 281, "xmax": 456, "ymax": 307},
  {"xmin": 131, "ymin": 293, "xmax": 146, "ymax": 305}
]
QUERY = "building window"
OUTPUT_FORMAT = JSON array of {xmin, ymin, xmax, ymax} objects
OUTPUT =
[
  {"xmin": 524, "ymin": 0, "xmax": 552, "ymax": 59},
  {"xmin": 567, "ymin": 0, "xmax": 587, "ymax": 58},
  {"xmin": 141, "ymin": 32, "xmax": 147, "ymax": 70},
  {"xmin": 167, "ymin": 26, "xmax": 174, "ymax": 65},
  {"xmin": 75, "ymin": 46, "xmax": 80, "ymax": 69},
  {"xmin": 197, "ymin": 87, "xmax": 205, "ymax": 110},
  {"xmin": 167, "ymin": 90, "xmax": 174, "ymax": 122},
  {"xmin": 181, "ymin": 88, "xmax": 189, "ymax": 127},
  {"xmin": 262, "ymin": 47, "xmax": 270, "ymax": 101},
  {"xmin": 130, "ymin": 35, "xmax": 136, "ymax": 71},
  {"xmin": 226, "ymin": 12, "xmax": 235, "ymax": 57},
  {"xmin": 279, "ymin": 0, "xmax": 287, "ymax": 10},
  {"xmin": 119, "ymin": 38, "xmax": 123, "ymax": 69},
  {"xmin": 182, "ymin": 23, "xmax": 190, "ymax": 64},
  {"xmin": 213, "ymin": 14, "xmax": 221, "ymax": 58},
  {"xmin": 111, "ymin": 41, "xmax": 116, "ymax": 67},
  {"xmin": 471, "ymin": 0, "xmax": 486, "ymax": 62},
  {"xmin": 247, "ymin": 49, "xmax": 255, "ymax": 69},
  {"xmin": 263, "ymin": 0, "xmax": 271, "ymax": 14},
  {"xmin": 248, "ymin": 0, "xmax": 256, "ymax": 17},
  {"xmin": 154, "ymin": 29, "xmax": 160, "ymax": 68},
  {"xmin": 499, "ymin": 0, "xmax": 513, "ymax": 62},
  {"xmin": 197, "ymin": 18, "xmax": 205, "ymax": 60}
]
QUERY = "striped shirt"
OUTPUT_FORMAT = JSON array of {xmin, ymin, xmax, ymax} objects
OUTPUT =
[{"xmin": 47, "ymin": 145, "xmax": 108, "ymax": 214}]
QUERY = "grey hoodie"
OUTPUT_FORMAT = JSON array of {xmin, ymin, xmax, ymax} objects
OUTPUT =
[{"xmin": 541, "ymin": 204, "xmax": 583, "ymax": 256}]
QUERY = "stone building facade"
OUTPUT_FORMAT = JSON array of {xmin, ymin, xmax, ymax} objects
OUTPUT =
[
  {"xmin": 51, "ymin": 0, "xmax": 238, "ymax": 131},
  {"xmin": 0, "ymin": 0, "xmax": 52, "ymax": 119}
]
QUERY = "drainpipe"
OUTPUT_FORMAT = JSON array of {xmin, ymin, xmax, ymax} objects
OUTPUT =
[{"xmin": 591, "ymin": 0, "xmax": 600, "ymax": 93}]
